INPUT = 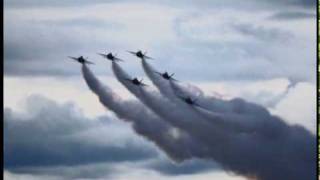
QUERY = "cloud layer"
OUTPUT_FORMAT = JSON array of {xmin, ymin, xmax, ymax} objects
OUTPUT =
[
  {"xmin": 4, "ymin": 95, "xmax": 225, "ymax": 179},
  {"xmin": 4, "ymin": 0, "xmax": 316, "ymax": 84},
  {"xmin": 4, "ymin": 95, "xmax": 157, "ymax": 168}
]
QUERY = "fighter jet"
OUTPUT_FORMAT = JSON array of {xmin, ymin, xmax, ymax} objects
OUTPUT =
[
  {"xmin": 155, "ymin": 71, "xmax": 177, "ymax": 81},
  {"xmin": 68, "ymin": 56, "xmax": 94, "ymax": 65},
  {"xmin": 127, "ymin": 50, "xmax": 153, "ymax": 60},
  {"xmin": 125, "ymin": 77, "xmax": 148, "ymax": 86},
  {"xmin": 178, "ymin": 96, "xmax": 201, "ymax": 107},
  {"xmin": 98, "ymin": 52, "xmax": 123, "ymax": 62}
]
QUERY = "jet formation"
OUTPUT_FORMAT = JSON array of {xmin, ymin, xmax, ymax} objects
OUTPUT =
[{"xmin": 68, "ymin": 51, "xmax": 201, "ymax": 107}]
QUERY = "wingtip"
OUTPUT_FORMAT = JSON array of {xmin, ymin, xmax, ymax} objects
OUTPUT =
[
  {"xmin": 97, "ymin": 53, "xmax": 106, "ymax": 58},
  {"xmin": 127, "ymin": 50, "xmax": 135, "ymax": 55}
]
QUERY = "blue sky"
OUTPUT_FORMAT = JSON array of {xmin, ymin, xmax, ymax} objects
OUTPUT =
[{"xmin": 4, "ymin": 0, "xmax": 316, "ymax": 179}]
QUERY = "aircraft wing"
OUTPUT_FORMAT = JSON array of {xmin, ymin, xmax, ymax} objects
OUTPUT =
[
  {"xmin": 97, "ymin": 53, "xmax": 108, "ymax": 58},
  {"xmin": 154, "ymin": 71, "xmax": 162, "ymax": 75},
  {"xmin": 68, "ymin": 56, "xmax": 78, "ymax": 61},
  {"xmin": 171, "ymin": 77, "xmax": 178, "ymax": 81},
  {"xmin": 127, "ymin": 51, "xmax": 136, "ymax": 55}
]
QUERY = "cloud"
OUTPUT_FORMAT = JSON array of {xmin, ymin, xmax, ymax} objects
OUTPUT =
[
  {"xmin": 4, "ymin": 95, "xmax": 157, "ymax": 169},
  {"xmin": 5, "ymin": 165, "xmax": 245, "ymax": 180},
  {"xmin": 168, "ymin": 10, "xmax": 315, "ymax": 83},
  {"xmin": 231, "ymin": 23, "xmax": 293, "ymax": 42},
  {"xmin": 146, "ymin": 158, "xmax": 220, "ymax": 175},
  {"xmin": 4, "ymin": 1, "xmax": 316, "ymax": 179},
  {"xmin": 4, "ymin": 12, "xmax": 124, "ymax": 76},
  {"xmin": 4, "ymin": 1, "xmax": 316, "ymax": 83},
  {"xmin": 269, "ymin": 0, "xmax": 316, "ymax": 8},
  {"xmin": 5, "ymin": 94, "xmax": 223, "ymax": 179},
  {"xmin": 4, "ymin": 170, "xmax": 61, "ymax": 180},
  {"xmin": 269, "ymin": 11, "xmax": 316, "ymax": 20},
  {"xmin": 4, "ymin": 0, "xmax": 121, "ymax": 8},
  {"xmin": 4, "ymin": 2, "xmax": 178, "ymax": 77},
  {"xmin": 4, "ymin": 0, "xmax": 316, "ymax": 9}
]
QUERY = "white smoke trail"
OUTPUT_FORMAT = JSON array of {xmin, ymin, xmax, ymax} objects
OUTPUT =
[
  {"xmin": 141, "ymin": 59, "xmax": 235, "ymax": 129},
  {"xmin": 81, "ymin": 64, "xmax": 210, "ymax": 161},
  {"xmin": 141, "ymin": 59, "xmax": 266, "ymax": 133},
  {"xmin": 112, "ymin": 62, "xmax": 228, "ymax": 135},
  {"xmin": 111, "ymin": 62, "xmax": 316, "ymax": 180},
  {"xmin": 141, "ymin": 59, "xmax": 177, "ymax": 99},
  {"xmin": 112, "ymin": 61, "xmax": 242, "ymax": 160},
  {"xmin": 263, "ymin": 80, "xmax": 297, "ymax": 108}
]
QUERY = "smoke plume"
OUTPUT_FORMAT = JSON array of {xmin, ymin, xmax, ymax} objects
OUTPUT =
[
  {"xmin": 82, "ymin": 62, "xmax": 316, "ymax": 180},
  {"xmin": 82, "ymin": 64, "xmax": 210, "ymax": 162}
]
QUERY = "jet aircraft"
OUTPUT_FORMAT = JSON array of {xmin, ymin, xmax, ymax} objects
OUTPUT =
[
  {"xmin": 68, "ymin": 56, "xmax": 94, "ymax": 65},
  {"xmin": 127, "ymin": 50, "xmax": 153, "ymax": 60},
  {"xmin": 155, "ymin": 71, "xmax": 177, "ymax": 81},
  {"xmin": 178, "ymin": 96, "xmax": 201, "ymax": 107},
  {"xmin": 125, "ymin": 77, "xmax": 148, "ymax": 86},
  {"xmin": 98, "ymin": 52, "xmax": 123, "ymax": 62}
]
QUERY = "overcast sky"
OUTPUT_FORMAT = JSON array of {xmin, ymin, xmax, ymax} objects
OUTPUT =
[{"xmin": 4, "ymin": 0, "xmax": 316, "ymax": 179}]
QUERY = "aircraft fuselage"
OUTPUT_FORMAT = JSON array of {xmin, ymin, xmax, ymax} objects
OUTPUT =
[
  {"xmin": 78, "ymin": 57, "xmax": 86, "ymax": 63},
  {"xmin": 132, "ymin": 78, "xmax": 141, "ymax": 85},
  {"xmin": 185, "ymin": 98, "xmax": 194, "ymax": 105},
  {"xmin": 162, "ymin": 72, "xmax": 170, "ymax": 79},
  {"xmin": 106, "ymin": 53, "xmax": 114, "ymax": 60},
  {"xmin": 136, "ymin": 51, "xmax": 144, "ymax": 58}
]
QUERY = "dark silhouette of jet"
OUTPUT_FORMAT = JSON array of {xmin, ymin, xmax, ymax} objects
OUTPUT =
[
  {"xmin": 68, "ymin": 56, "xmax": 94, "ymax": 65},
  {"xmin": 125, "ymin": 77, "xmax": 147, "ymax": 86},
  {"xmin": 127, "ymin": 50, "xmax": 153, "ymax": 60},
  {"xmin": 178, "ymin": 96, "xmax": 201, "ymax": 107},
  {"xmin": 155, "ymin": 71, "xmax": 177, "ymax": 81},
  {"xmin": 98, "ymin": 52, "xmax": 123, "ymax": 62}
]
